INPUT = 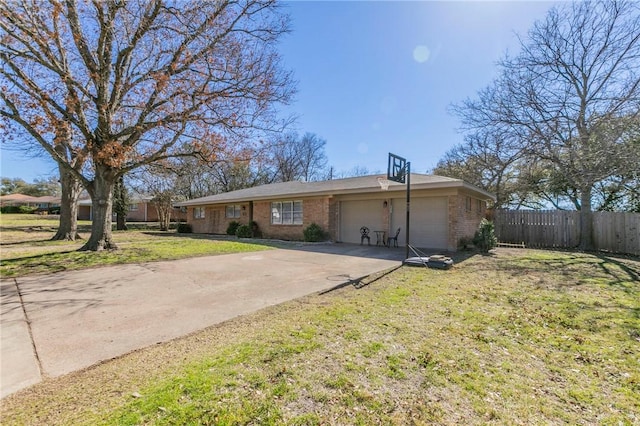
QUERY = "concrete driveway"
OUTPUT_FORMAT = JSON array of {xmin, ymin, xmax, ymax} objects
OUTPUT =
[{"xmin": 1, "ymin": 243, "xmax": 403, "ymax": 398}]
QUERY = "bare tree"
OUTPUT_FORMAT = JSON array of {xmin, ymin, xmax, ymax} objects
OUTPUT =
[
  {"xmin": 452, "ymin": 1, "xmax": 640, "ymax": 249},
  {"xmin": 134, "ymin": 164, "xmax": 180, "ymax": 231},
  {"xmin": 433, "ymin": 129, "xmax": 530, "ymax": 209},
  {"xmin": 1, "ymin": 0, "xmax": 293, "ymax": 250},
  {"xmin": 3, "ymin": 94, "xmax": 87, "ymax": 240},
  {"xmin": 169, "ymin": 157, "xmax": 220, "ymax": 200},
  {"xmin": 51, "ymin": 144, "xmax": 84, "ymax": 240},
  {"xmin": 269, "ymin": 132, "xmax": 328, "ymax": 182},
  {"xmin": 269, "ymin": 132, "xmax": 301, "ymax": 182},
  {"xmin": 209, "ymin": 159, "xmax": 272, "ymax": 192},
  {"xmin": 326, "ymin": 165, "xmax": 379, "ymax": 180},
  {"xmin": 297, "ymin": 132, "xmax": 328, "ymax": 182}
]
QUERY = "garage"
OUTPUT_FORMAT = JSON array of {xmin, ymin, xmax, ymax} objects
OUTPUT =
[
  {"xmin": 339, "ymin": 200, "xmax": 385, "ymax": 244},
  {"xmin": 391, "ymin": 197, "xmax": 448, "ymax": 249}
]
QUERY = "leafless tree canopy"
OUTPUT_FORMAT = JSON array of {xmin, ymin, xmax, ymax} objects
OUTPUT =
[
  {"xmin": 1, "ymin": 0, "xmax": 294, "ymax": 250},
  {"xmin": 269, "ymin": 132, "xmax": 328, "ymax": 182},
  {"xmin": 448, "ymin": 1, "xmax": 640, "ymax": 248},
  {"xmin": 133, "ymin": 130, "xmax": 330, "ymax": 203}
]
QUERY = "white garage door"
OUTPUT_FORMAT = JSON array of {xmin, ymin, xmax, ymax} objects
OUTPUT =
[
  {"xmin": 391, "ymin": 197, "xmax": 448, "ymax": 249},
  {"xmin": 340, "ymin": 200, "xmax": 385, "ymax": 244}
]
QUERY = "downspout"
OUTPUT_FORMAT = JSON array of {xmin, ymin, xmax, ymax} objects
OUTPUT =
[{"xmin": 249, "ymin": 201, "xmax": 254, "ymax": 236}]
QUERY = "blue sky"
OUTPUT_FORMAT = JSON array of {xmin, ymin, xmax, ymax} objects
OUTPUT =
[{"xmin": 0, "ymin": 1, "xmax": 554, "ymax": 182}]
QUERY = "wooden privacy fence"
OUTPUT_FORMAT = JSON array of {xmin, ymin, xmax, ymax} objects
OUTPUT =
[{"xmin": 494, "ymin": 210, "xmax": 640, "ymax": 256}]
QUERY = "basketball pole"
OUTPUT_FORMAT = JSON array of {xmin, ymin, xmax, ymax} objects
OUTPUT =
[
  {"xmin": 386, "ymin": 152, "xmax": 411, "ymax": 260},
  {"xmin": 405, "ymin": 162, "xmax": 410, "ymax": 260}
]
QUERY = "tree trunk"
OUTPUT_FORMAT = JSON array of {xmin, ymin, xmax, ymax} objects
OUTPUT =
[
  {"xmin": 160, "ymin": 209, "xmax": 171, "ymax": 231},
  {"xmin": 114, "ymin": 175, "xmax": 128, "ymax": 231},
  {"xmin": 80, "ymin": 170, "xmax": 117, "ymax": 251},
  {"xmin": 116, "ymin": 212, "xmax": 128, "ymax": 231},
  {"xmin": 579, "ymin": 186, "xmax": 594, "ymax": 251},
  {"xmin": 154, "ymin": 201, "xmax": 172, "ymax": 231},
  {"xmin": 51, "ymin": 164, "xmax": 83, "ymax": 241}
]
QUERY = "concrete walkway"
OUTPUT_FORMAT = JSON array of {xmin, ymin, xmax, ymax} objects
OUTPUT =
[{"xmin": 1, "ymin": 244, "xmax": 403, "ymax": 398}]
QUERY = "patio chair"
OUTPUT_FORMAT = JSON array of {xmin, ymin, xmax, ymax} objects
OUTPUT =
[
  {"xmin": 360, "ymin": 226, "xmax": 371, "ymax": 245},
  {"xmin": 387, "ymin": 227, "xmax": 401, "ymax": 248}
]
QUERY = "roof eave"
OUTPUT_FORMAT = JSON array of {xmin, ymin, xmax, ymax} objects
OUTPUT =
[{"xmin": 175, "ymin": 180, "xmax": 495, "ymax": 207}]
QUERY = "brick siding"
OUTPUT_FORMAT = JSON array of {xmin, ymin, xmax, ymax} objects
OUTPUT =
[
  {"xmin": 187, "ymin": 198, "xmax": 331, "ymax": 240},
  {"xmin": 188, "ymin": 204, "xmax": 250, "ymax": 234},
  {"xmin": 253, "ymin": 197, "xmax": 330, "ymax": 240},
  {"xmin": 78, "ymin": 202, "xmax": 186, "ymax": 222},
  {"xmin": 449, "ymin": 194, "xmax": 486, "ymax": 249}
]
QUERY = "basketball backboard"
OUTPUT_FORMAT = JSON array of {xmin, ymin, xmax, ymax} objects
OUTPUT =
[{"xmin": 387, "ymin": 152, "xmax": 407, "ymax": 183}]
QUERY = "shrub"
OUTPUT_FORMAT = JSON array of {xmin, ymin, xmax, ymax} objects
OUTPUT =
[
  {"xmin": 177, "ymin": 223, "xmax": 193, "ymax": 233},
  {"xmin": 18, "ymin": 205, "xmax": 38, "ymax": 214},
  {"xmin": 458, "ymin": 236, "xmax": 473, "ymax": 251},
  {"xmin": 303, "ymin": 223, "xmax": 326, "ymax": 242},
  {"xmin": 226, "ymin": 221, "xmax": 240, "ymax": 236},
  {"xmin": 250, "ymin": 221, "xmax": 261, "ymax": 238},
  {"xmin": 473, "ymin": 219, "xmax": 497, "ymax": 253},
  {"xmin": 0, "ymin": 206, "xmax": 21, "ymax": 213},
  {"xmin": 235, "ymin": 224, "xmax": 252, "ymax": 238}
]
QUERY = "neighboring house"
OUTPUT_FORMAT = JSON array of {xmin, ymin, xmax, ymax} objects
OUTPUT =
[
  {"xmin": 0, "ymin": 193, "xmax": 36, "ymax": 207},
  {"xmin": 176, "ymin": 174, "xmax": 495, "ymax": 251},
  {"xmin": 77, "ymin": 195, "xmax": 187, "ymax": 222},
  {"xmin": 0, "ymin": 193, "xmax": 61, "ymax": 210}
]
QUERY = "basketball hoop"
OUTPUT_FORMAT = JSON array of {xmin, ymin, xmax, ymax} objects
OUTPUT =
[{"xmin": 377, "ymin": 177, "xmax": 390, "ymax": 191}]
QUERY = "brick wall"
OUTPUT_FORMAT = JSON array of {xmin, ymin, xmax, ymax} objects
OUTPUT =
[
  {"xmin": 220, "ymin": 204, "xmax": 250, "ymax": 233},
  {"xmin": 188, "ymin": 204, "xmax": 250, "ymax": 234},
  {"xmin": 78, "ymin": 205, "xmax": 91, "ymax": 220},
  {"xmin": 189, "ymin": 206, "xmax": 207, "ymax": 233},
  {"xmin": 126, "ymin": 202, "xmax": 153, "ymax": 221},
  {"xmin": 328, "ymin": 198, "xmax": 339, "ymax": 241},
  {"xmin": 448, "ymin": 194, "xmax": 486, "ymax": 249},
  {"xmin": 252, "ymin": 197, "xmax": 330, "ymax": 241},
  {"xmin": 78, "ymin": 202, "xmax": 186, "ymax": 222}
]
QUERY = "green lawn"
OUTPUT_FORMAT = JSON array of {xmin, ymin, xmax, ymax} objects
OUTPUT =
[
  {"xmin": 0, "ymin": 214, "xmax": 271, "ymax": 277},
  {"xmin": 1, "ymin": 248, "xmax": 638, "ymax": 425}
]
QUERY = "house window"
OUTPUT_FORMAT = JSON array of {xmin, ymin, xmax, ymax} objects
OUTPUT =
[
  {"xmin": 271, "ymin": 200, "xmax": 303, "ymax": 225},
  {"xmin": 226, "ymin": 204, "xmax": 241, "ymax": 218},
  {"xmin": 193, "ymin": 207, "xmax": 205, "ymax": 219},
  {"xmin": 476, "ymin": 199, "xmax": 483, "ymax": 213},
  {"xmin": 129, "ymin": 204, "xmax": 138, "ymax": 211},
  {"xmin": 465, "ymin": 197, "xmax": 472, "ymax": 212}
]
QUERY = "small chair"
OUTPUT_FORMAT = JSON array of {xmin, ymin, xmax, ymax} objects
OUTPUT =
[
  {"xmin": 387, "ymin": 227, "xmax": 401, "ymax": 248},
  {"xmin": 360, "ymin": 226, "xmax": 371, "ymax": 245}
]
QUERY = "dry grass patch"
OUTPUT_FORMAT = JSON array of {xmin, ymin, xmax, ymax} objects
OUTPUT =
[{"xmin": 1, "ymin": 249, "xmax": 638, "ymax": 425}]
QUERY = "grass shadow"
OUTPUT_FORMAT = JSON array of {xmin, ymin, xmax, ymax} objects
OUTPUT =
[
  {"xmin": 596, "ymin": 254, "xmax": 640, "ymax": 295},
  {"xmin": 1, "ymin": 238, "xmax": 62, "ymax": 246},
  {"xmin": 494, "ymin": 248, "xmax": 640, "ymax": 296},
  {"xmin": 319, "ymin": 264, "xmax": 404, "ymax": 294},
  {"xmin": 141, "ymin": 231, "xmax": 228, "ymax": 240},
  {"xmin": 2, "ymin": 250, "xmax": 79, "ymax": 263},
  {"xmin": 449, "ymin": 250, "xmax": 482, "ymax": 265},
  {"xmin": 597, "ymin": 254, "xmax": 640, "ymax": 280}
]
